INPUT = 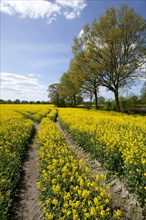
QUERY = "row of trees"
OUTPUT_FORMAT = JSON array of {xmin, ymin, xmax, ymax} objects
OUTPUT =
[
  {"xmin": 48, "ymin": 4, "xmax": 146, "ymax": 111},
  {"xmin": 48, "ymin": 81, "xmax": 146, "ymax": 106},
  {"xmin": 0, "ymin": 99, "xmax": 49, "ymax": 104}
]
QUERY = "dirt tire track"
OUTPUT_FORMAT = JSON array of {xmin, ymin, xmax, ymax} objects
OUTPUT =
[
  {"xmin": 56, "ymin": 120, "xmax": 145, "ymax": 220},
  {"xmin": 10, "ymin": 123, "xmax": 43, "ymax": 220}
]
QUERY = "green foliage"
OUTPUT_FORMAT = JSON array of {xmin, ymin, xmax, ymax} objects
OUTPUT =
[
  {"xmin": 47, "ymin": 4, "xmax": 145, "ymax": 112},
  {"xmin": 104, "ymin": 100, "xmax": 116, "ymax": 111},
  {"xmin": 58, "ymin": 71, "xmax": 82, "ymax": 107},
  {"xmin": 71, "ymin": 4, "xmax": 146, "ymax": 111},
  {"xmin": 119, "ymin": 97, "xmax": 131, "ymax": 113},
  {"xmin": 48, "ymin": 83, "xmax": 66, "ymax": 107},
  {"xmin": 70, "ymin": 50, "xmax": 99, "ymax": 109},
  {"xmin": 140, "ymin": 81, "xmax": 146, "ymax": 104}
]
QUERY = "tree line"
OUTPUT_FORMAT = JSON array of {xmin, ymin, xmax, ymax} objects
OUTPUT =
[
  {"xmin": 48, "ymin": 4, "xmax": 146, "ymax": 112},
  {"xmin": 0, "ymin": 99, "xmax": 50, "ymax": 104}
]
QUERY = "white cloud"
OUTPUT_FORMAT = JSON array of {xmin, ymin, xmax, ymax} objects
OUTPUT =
[
  {"xmin": 56, "ymin": 0, "xmax": 86, "ymax": 9},
  {"xmin": 1, "ymin": 72, "xmax": 48, "ymax": 101},
  {"xmin": 0, "ymin": 0, "xmax": 87, "ymax": 22},
  {"xmin": 56, "ymin": 0, "xmax": 86, "ymax": 19},
  {"xmin": 64, "ymin": 11, "xmax": 77, "ymax": 20}
]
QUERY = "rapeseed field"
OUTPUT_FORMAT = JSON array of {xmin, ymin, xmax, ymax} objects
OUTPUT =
[{"xmin": 58, "ymin": 108, "xmax": 146, "ymax": 204}]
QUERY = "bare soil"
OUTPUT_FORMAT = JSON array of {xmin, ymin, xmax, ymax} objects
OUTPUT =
[
  {"xmin": 10, "ymin": 123, "xmax": 43, "ymax": 220},
  {"xmin": 56, "ymin": 120, "xmax": 145, "ymax": 220}
]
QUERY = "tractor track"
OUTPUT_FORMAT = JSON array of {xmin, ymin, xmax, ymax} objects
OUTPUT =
[{"xmin": 10, "ymin": 123, "xmax": 43, "ymax": 220}]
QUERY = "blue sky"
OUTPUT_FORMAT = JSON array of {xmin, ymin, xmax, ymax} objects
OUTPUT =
[{"xmin": 1, "ymin": 0, "xmax": 146, "ymax": 101}]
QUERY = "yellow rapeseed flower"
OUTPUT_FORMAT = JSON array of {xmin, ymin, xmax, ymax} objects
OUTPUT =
[
  {"xmin": 90, "ymin": 206, "xmax": 96, "ymax": 216},
  {"xmin": 52, "ymin": 198, "xmax": 58, "ymax": 206},
  {"xmin": 114, "ymin": 209, "xmax": 121, "ymax": 218}
]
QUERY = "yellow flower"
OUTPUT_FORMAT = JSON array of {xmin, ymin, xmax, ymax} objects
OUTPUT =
[
  {"xmin": 83, "ymin": 208, "xmax": 87, "ymax": 213},
  {"xmin": 100, "ymin": 189, "xmax": 106, "ymax": 197},
  {"xmin": 63, "ymin": 202, "xmax": 69, "ymax": 208},
  {"xmin": 78, "ymin": 176, "xmax": 84, "ymax": 186},
  {"xmin": 105, "ymin": 199, "xmax": 109, "ymax": 204},
  {"xmin": 75, "ymin": 201, "xmax": 80, "ymax": 208},
  {"xmin": 100, "ymin": 174, "xmax": 106, "ymax": 180},
  {"xmin": 51, "ymin": 178, "xmax": 57, "ymax": 184},
  {"xmin": 62, "ymin": 165, "xmax": 67, "ymax": 172},
  {"xmin": 46, "ymin": 199, "xmax": 51, "ymax": 206},
  {"xmin": 85, "ymin": 167, "xmax": 90, "ymax": 173},
  {"xmin": 36, "ymin": 182, "xmax": 41, "ymax": 189},
  {"xmin": 77, "ymin": 189, "xmax": 82, "ymax": 196},
  {"xmin": 69, "ymin": 200, "xmax": 74, "ymax": 207},
  {"xmin": 94, "ymin": 198, "xmax": 99, "ymax": 206},
  {"xmin": 73, "ymin": 214, "xmax": 79, "ymax": 220},
  {"xmin": 100, "ymin": 210, "xmax": 105, "ymax": 216},
  {"xmin": 63, "ymin": 192, "xmax": 70, "ymax": 201},
  {"xmin": 136, "ymin": 168, "xmax": 140, "ymax": 173},
  {"xmin": 52, "ymin": 198, "xmax": 58, "ymax": 206},
  {"xmin": 46, "ymin": 212, "xmax": 54, "ymax": 219},
  {"xmin": 82, "ymin": 190, "xmax": 90, "ymax": 198},
  {"xmin": 67, "ymin": 210, "xmax": 71, "ymax": 216},
  {"xmin": 95, "ymin": 175, "xmax": 99, "ymax": 181},
  {"xmin": 52, "ymin": 184, "xmax": 61, "ymax": 194},
  {"xmin": 114, "ymin": 209, "xmax": 121, "ymax": 218},
  {"xmin": 84, "ymin": 213, "xmax": 90, "ymax": 218},
  {"xmin": 90, "ymin": 206, "xmax": 96, "ymax": 216},
  {"xmin": 39, "ymin": 201, "xmax": 43, "ymax": 206},
  {"xmin": 91, "ymin": 181, "xmax": 96, "ymax": 187}
]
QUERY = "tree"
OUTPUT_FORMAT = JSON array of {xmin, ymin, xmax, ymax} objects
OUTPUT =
[
  {"xmin": 14, "ymin": 99, "xmax": 20, "ymax": 104},
  {"xmin": 36, "ymin": 101, "xmax": 41, "ymax": 104},
  {"xmin": 140, "ymin": 81, "xmax": 146, "ymax": 104},
  {"xmin": 128, "ymin": 94, "xmax": 139, "ymax": 106},
  {"xmin": 21, "ymin": 100, "xmax": 29, "ymax": 104},
  {"xmin": 48, "ymin": 83, "xmax": 60, "ymax": 106},
  {"xmin": 73, "ymin": 4, "xmax": 146, "ymax": 111},
  {"xmin": 48, "ymin": 83, "xmax": 66, "ymax": 106},
  {"xmin": 0, "ymin": 99, "xmax": 7, "ymax": 104},
  {"xmin": 98, "ymin": 96, "xmax": 105, "ymax": 104},
  {"xmin": 58, "ymin": 71, "xmax": 82, "ymax": 107},
  {"xmin": 70, "ymin": 52, "xmax": 100, "ymax": 109},
  {"xmin": 7, "ymin": 99, "xmax": 13, "ymax": 104}
]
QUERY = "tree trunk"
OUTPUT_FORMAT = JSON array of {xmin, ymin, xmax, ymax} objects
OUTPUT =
[
  {"xmin": 114, "ymin": 89, "xmax": 120, "ymax": 112},
  {"xmin": 94, "ymin": 90, "xmax": 98, "ymax": 109},
  {"xmin": 56, "ymin": 93, "xmax": 59, "ymax": 107},
  {"xmin": 90, "ymin": 92, "xmax": 93, "ymax": 107},
  {"xmin": 73, "ymin": 94, "xmax": 77, "ymax": 107}
]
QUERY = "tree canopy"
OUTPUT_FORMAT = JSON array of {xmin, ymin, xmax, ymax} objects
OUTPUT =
[
  {"xmin": 72, "ymin": 4, "xmax": 146, "ymax": 111},
  {"xmin": 48, "ymin": 4, "xmax": 146, "ymax": 111}
]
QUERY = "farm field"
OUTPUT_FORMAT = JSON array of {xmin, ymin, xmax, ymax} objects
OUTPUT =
[
  {"xmin": 59, "ymin": 109, "xmax": 146, "ymax": 204},
  {"xmin": 37, "ymin": 117, "xmax": 121, "ymax": 220},
  {"xmin": 0, "ymin": 104, "xmax": 52, "ymax": 219},
  {"xmin": 58, "ymin": 108, "xmax": 146, "ymax": 205},
  {"xmin": 0, "ymin": 104, "xmax": 146, "ymax": 219}
]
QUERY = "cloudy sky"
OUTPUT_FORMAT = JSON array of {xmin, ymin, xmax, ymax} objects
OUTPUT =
[{"xmin": 1, "ymin": 0, "xmax": 145, "ymax": 101}]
